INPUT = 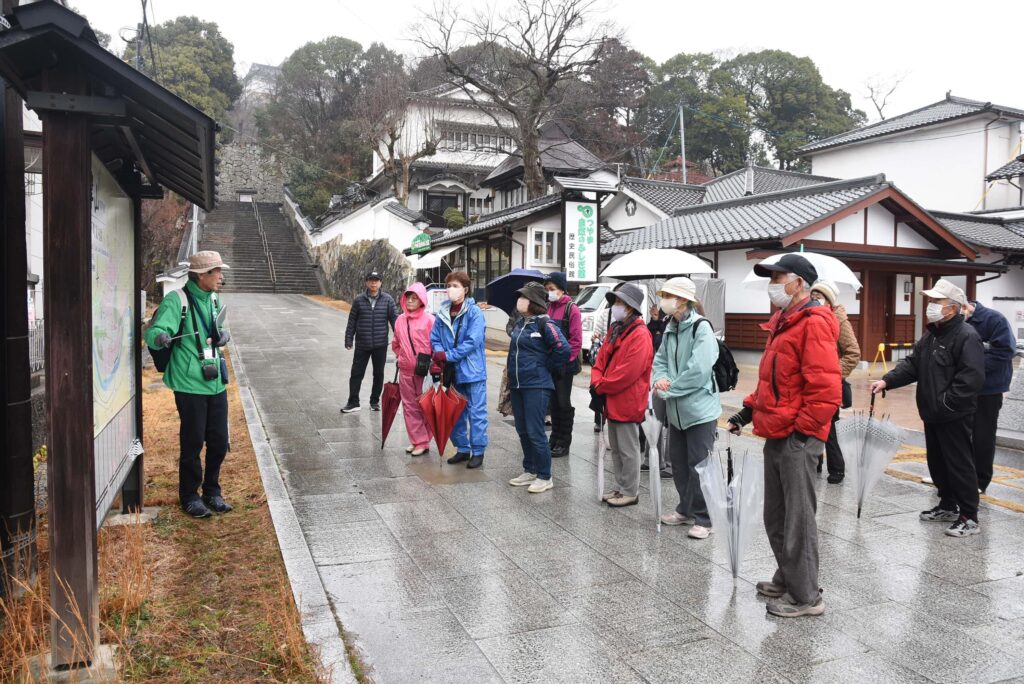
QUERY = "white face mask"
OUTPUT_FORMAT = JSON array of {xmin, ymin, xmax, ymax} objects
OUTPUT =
[
  {"xmin": 447, "ymin": 285, "xmax": 465, "ymax": 303},
  {"xmin": 547, "ymin": 290, "xmax": 561, "ymax": 303},
  {"xmin": 610, "ymin": 303, "xmax": 627, "ymax": 322},
  {"xmin": 659, "ymin": 298, "xmax": 678, "ymax": 316},
  {"xmin": 515, "ymin": 297, "xmax": 529, "ymax": 315},
  {"xmin": 926, "ymin": 302, "xmax": 947, "ymax": 323},
  {"xmin": 767, "ymin": 279, "xmax": 796, "ymax": 309}
]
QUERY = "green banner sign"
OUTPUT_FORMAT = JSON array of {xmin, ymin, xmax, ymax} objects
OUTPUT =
[{"xmin": 411, "ymin": 231, "xmax": 432, "ymax": 254}]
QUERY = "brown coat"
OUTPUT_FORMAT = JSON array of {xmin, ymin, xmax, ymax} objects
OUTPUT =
[{"xmin": 833, "ymin": 304, "xmax": 861, "ymax": 378}]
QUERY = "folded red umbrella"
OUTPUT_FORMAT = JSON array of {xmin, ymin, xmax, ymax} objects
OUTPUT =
[
  {"xmin": 417, "ymin": 363, "xmax": 468, "ymax": 458},
  {"xmin": 418, "ymin": 385, "xmax": 437, "ymax": 437},
  {"xmin": 380, "ymin": 368, "xmax": 402, "ymax": 450}
]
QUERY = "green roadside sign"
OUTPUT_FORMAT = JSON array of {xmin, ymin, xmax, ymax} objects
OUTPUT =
[{"xmin": 411, "ymin": 231, "xmax": 432, "ymax": 254}]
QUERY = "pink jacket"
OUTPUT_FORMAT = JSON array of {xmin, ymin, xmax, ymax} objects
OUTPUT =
[
  {"xmin": 547, "ymin": 295, "xmax": 583, "ymax": 362},
  {"xmin": 392, "ymin": 282, "xmax": 435, "ymax": 372}
]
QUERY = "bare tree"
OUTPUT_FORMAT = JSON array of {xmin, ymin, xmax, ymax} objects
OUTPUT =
[
  {"xmin": 414, "ymin": 0, "xmax": 614, "ymax": 199},
  {"xmin": 355, "ymin": 71, "xmax": 451, "ymax": 206},
  {"xmin": 864, "ymin": 72, "xmax": 906, "ymax": 121}
]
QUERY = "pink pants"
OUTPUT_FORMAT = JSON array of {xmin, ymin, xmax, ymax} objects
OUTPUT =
[{"xmin": 399, "ymin": 370, "xmax": 432, "ymax": 449}]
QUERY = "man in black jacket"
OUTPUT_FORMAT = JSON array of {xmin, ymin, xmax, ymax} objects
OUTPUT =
[
  {"xmin": 871, "ymin": 279, "xmax": 985, "ymax": 537},
  {"xmin": 341, "ymin": 271, "xmax": 399, "ymax": 413}
]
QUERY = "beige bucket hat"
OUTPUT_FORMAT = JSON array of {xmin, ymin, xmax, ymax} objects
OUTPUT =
[
  {"xmin": 657, "ymin": 276, "xmax": 698, "ymax": 303},
  {"xmin": 188, "ymin": 250, "xmax": 230, "ymax": 273},
  {"xmin": 921, "ymin": 278, "xmax": 966, "ymax": 306}
]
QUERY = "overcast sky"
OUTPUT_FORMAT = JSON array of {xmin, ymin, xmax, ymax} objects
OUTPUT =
[{"xmin": 76, "ymin": 0, "xmax": 1021, "ymax": 123}]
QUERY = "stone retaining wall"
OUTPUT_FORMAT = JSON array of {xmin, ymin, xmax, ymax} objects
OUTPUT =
[{"xmin": 217, "ymin": 142, "xmax": 286, "ymax": 203}]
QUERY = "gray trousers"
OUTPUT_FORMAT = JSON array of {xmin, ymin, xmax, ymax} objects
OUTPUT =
[
  {"xmin": 763, "ymin": 434, "xmax": 821, "ymax": 605},
  {"xmin": 668, "ymin": 420, "xmax": 717, "ymax": 527},
  {"xmin": 607, "ymin": 420, "xmax": 641, "ymax": 497}
]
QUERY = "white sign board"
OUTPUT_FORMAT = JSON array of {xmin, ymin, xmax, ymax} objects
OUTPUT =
[{"xmin": 565, "ymin": 200, "xmax": 598, "ymax": 283}]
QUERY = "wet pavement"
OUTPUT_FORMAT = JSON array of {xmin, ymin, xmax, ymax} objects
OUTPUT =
[{"xmin": 227, "ymin": 293, "xmax": 1024, "ymax": 684}]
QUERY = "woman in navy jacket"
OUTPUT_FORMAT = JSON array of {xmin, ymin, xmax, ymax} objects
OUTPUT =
[{"xmin": 507, "ymin": 282, "xmax": 569, "ymax": 493}]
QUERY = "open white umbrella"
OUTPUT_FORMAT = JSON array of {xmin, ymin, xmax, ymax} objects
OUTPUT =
[
  {"xmin": 602, "ymin": 248, "xmax": 715, "ymax": 279},
  {"xmin": 742, "ymin": 251, "xmax": 862, "ymax": 290}
]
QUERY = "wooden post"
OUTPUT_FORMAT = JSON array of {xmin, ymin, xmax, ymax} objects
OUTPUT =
[
  {"xmin": 858, "ymin": 269, "xmax": 870, "ymax": 361},
  {"xmin": 0, "ymin": 0, "xmax": 37, "ymax": 595},
  {"xmin": 41, "ymin": 67, "xmax": 99, "ymax": 669},
  {"xmin": 966, "ymin": 273, "xmax": 977, "ymax": 303},
  {"xmin": 121, "ymin": 193, "xmax": 144, "ymax": 512}
]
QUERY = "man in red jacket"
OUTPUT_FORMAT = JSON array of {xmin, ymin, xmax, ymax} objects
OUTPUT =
[{"xmin": 728, "ymin": 254, "xmax": 840, "ymax": 618}]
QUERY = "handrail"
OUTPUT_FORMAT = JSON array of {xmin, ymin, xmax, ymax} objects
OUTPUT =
[{"xmin": 251, "ymin": 201, "xmax": 277, "ymax": 291}]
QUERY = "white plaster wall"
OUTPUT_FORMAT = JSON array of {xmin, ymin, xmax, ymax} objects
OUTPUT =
[
  {"xmin": 602, "ymin": 192, "xmax": 665, "ymax": 232},
  {"xmin": 834, "ymin": 212, "xmax": 862, "ymax": 243},
  {"xmin": 810, "ymin": 116, "xmax": 1022, "ymax": 212},
  {"xmin": 866, "ymin": 206, "xmax": 893, "ymax": 246},
  {"xmin": 806, "ymin": 226, "xmax": 831, "ymax": 240},
  {"xmin": 719, "ymin": 249, "xmax": 770, "ymax": 314},
  {"xmin": 26, "ymin": 174, "xmax": 44, "ymax": 321},
  {"xmin": 895, "ymin": 274, "xmax": 913, "ymax": 315},
  {"xmin": 311, "ymin": 202, "xmax": 420, "ymax": 254},
  {"xmin": 896, "ymin": 223, "xmax": 934, "ymax": 248},
  {"xmin": 982, "ymin": 266, "xmax": 1024, "ymax": 338}
]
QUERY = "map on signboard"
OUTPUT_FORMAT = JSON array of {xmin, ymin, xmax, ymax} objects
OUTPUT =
[{"xmin": 91, "ymin": 157, "xmax": 135, "ymax": 437}]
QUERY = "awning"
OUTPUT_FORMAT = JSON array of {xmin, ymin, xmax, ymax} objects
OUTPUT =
[{"xmin": 413, "ymin": 244, "xmax": 460, "ymax": 270}]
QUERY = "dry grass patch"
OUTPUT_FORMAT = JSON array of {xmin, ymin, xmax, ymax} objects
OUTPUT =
[{"xmin": 305, "ymin": 294, "xmax": 351, "ymax": 313}]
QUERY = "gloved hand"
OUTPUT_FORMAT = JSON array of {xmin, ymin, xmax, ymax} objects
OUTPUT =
[
  {"xmin": 727, "ymin": 406, "xmax": 752, "ymax": 435},
  {"xmin": 432, "ymin": 350, "xmax": 447, "ymax": 363},
  {"xmin": 153, "ymin": 332, "xmax": 171, "ymax": 349},
  {"xmin": 346, "ymin": 344, "xmax": 353, "ymax": 351},
  {"xmin": 214, "ymin": 330, "xmax": 231, "ymax": 347},
  {"xmin": 429, "ymin": 362, "xmax": 442, "ymax": 376}
]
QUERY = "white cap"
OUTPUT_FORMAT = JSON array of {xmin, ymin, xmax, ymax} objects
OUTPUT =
[
  {"xmin": 921, "ymin": 278, "xmax": 966, "ymax": 306},
  {"xmin": 657, "ymin": 277, "xmax": 698, "ymax": 303}
]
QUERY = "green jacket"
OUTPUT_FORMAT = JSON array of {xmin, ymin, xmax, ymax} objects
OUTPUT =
[
  {"xmin": 651, "ymin": 311, "xmax": 721, "ymax": 430},
  {"xmin": 144, "ymin": 280, "xmax": 227, "ymax": 395}
]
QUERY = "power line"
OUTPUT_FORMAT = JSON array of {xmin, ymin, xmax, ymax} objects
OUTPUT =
[{"xmin": 645, "ymin": 107, "xmax": 679, "ymax": 179}]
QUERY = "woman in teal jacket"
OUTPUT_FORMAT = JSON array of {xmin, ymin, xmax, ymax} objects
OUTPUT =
[
  {"xmin": 430, "ymin": 271, "xmax": 489, "ymax": 468},
  {"xmin": 652, "ymin": 277, "xmax": 721, "ymax": 539}
]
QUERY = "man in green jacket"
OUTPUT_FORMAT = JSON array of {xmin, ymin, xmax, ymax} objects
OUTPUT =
[{"xmin": 145, "ymin": 251, "xmax": 232, "ymax": 518}]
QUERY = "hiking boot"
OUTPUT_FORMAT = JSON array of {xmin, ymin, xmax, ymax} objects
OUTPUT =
[
  {"xmin": 527, "ymin": 478, "xmax": 554, "ymax": 493},
  {"xmin": 182, "ymin": 499, "xmax": 212, "ymax": 519},
  {"xmin": 447, "ymin": 452, "xmax": 471, "ymax": 464},
  {"xmin": 551, "ymin": 445, "xmax": 569, "ymax": 457},
  {"xmin": 660, "ymin": 511, "xmax": 695, "ymax": 526},
  {"xmin": 767, "ymin": 591, "xmax": 825, "ymax": 618},
  {"xmin": 340, "ymin": 403, "xmax": 360, "ymax": 414},
  {"xmin": 687, "ymin": 524, "xmax": 711, "ymax": 540},
  {"xmin": 756, "ymin": 580, "xmax": 787, "ymax": 598},
  {"xmin": 509, "ymin": 472, "xmax": 537, "ymax": 487},
  {"xmin": 920, "ymin": 505, "xmax": 959, "ymax": 522},
  {"xmin": 202, "ymin": 495, "xmax": 233, "ymax": 513},
  {"xmin": 827, "ymin": 473, "xmax": 844, "ymax": 484},
  {"xmin": 601, "ymin": 490, "xmax": 621, "ymax": 502},
  {"xmin": 607, "ymin": 494, "xmax": 638, "ymax": 507},
  {"xmin": 944, "ymin": 516, "xmax": 980, "ymax": 537},
  {"xmin": 466, "ymin": 455, "xmax": 484, "ymax": 469}
]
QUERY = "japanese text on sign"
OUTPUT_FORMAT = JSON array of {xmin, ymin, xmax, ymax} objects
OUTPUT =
[{"xmin": 565, "ymin": 200, "xmax": 598, "ymax": 282}]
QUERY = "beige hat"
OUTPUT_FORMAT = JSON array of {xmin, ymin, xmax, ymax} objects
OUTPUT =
[
  {"xmin": 658, "ymin": 276, "xmax": 698, "ymax": 303},
  {"xmin": 188, "ymin": 250, "xmax": 230, "ymax": 273},
  {"xmin": 921, "ymin": 278, "xmax": 966, "ymax": 306},
  {"xmin": 810, "ymin": 279, "xmax": 839, "ymax": 306}
]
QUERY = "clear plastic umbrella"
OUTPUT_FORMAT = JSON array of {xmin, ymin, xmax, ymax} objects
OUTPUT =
[
  {"xmin": 835, "ymin": 391, "xmax": 904, "ymax": 517},
  {"xmin": 641, "ymin": 393, "xmax": 665, "ymax": 531},
  {"xmin": 595, "ymin": 423, "xmax": 606, "ymax": 502},
  {"xmin": 696, "ymin": 442, "xmax": 764, "ymax": 578}
]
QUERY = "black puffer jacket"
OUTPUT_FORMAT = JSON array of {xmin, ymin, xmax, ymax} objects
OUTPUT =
[
  {"xmin": 344, "ymin": 290, "xmax": 398, "ymax": 349},
  {"xmin": 882, "ymin": 314, "xmax": 985, "ymax": 422}
]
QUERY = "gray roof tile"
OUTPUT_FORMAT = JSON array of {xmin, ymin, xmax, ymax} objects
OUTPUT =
[
  {"xmin": 428, "ymin": 194, "xmax": 561, "ymax": 247},
  {"xmin": 799, "ymin": 95, "xmax": 1024, "ymax": 155},
  {"xmin": 986, "ymin": 155, "xmax": 1024, "ymax": 181},
  {"xmin": 383, "ymin": 202, "xmax": 428, "ymax": 224},
  {"xmin": 931, "ymin": 210, "xmax": 1024, "ymax": 253},
  {"xmin": 701, "ymin": 165, "xmax": 835, "ymax": 203},
  {"xmin": 620, "ymin": 177, "xmax": 705, "ymax": 213}
]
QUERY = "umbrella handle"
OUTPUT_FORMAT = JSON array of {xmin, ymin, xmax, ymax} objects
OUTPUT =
[{"xmin": 869, "ymin": 389, "xmax": 886, "ymax": 418}]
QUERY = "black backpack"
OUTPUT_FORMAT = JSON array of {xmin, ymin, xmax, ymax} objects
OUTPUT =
[
  {"xmin": 147, "ymin": 290, "xmax": 190, "ymax": 372},
  {"xmin": 692, "ymin": 318, "xmax": 739, "ymax": 392}
]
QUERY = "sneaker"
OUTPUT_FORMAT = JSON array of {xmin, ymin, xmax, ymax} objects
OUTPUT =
[
  {"xmin": 509, "ymin": 472, "xmax": 537, "ymax": 487},
  {"xmin": 551, "ymin": 445, "xmax": 569, "ymax": 457},
  {"xmin": 528, "ymin": 478, "xmax": 554, "ymax": 493},
  {"xmin": 826, "ymin": 473, "xmax": 844, "ymax": 484},
  {"xmin": 340, "ymin": 403, "xmax": 360, "ymax": 414},
  {"xmin": 405, "ymin": 445, "xmax": 415, "ymax": 453},
  {"xmin": 660, "ymin": 512, "xmax": 695, "ymax": 526},
  {"xmin": 920, "ymin": 505, "xmax": 959, "ymax": 522},
  {"xmin": 467, "ymin": 455, "xmax": 484, "ymax": 469},
  {"xmin": 756, "ymin": 580, "xmax": 787, "ymax": 598},
  {"xmin": 687, "ymin": 525, "xmax": 711, "ymax": 540},
  {"xmin": 182, "ymin": 499, "xmax": 212, "ymax": 519},
  {"xmin": 766, "ymin": 591, "xmax": 825, "ymax": 618},
  {"xmin": 921, "ymin": 475, "xmax": 934, "ymax": 485},
  {"xmin": 607, "ymin": 494, "xmax": 639, "ymax": 507},
  {"xmin": 370, "ymin": 403, "xmax": 380, "ymax": 412},
  {"xmin": 410, "ymin": 447, "xmax": 428, "ymax": 457},
  {"xmin": 202, "ymin": 495, "xmax": 233, "ymax": 513},
  {"xmin": 601, "ymin": 490, "xmax": 621, "ymax": 502},
  {"xmin": 447, "ymin": 452, "xmax": 471, "ymax": 464},
  {"xmin": 944, "ymin": 516, "xmax": 980, "ymax": 537}
]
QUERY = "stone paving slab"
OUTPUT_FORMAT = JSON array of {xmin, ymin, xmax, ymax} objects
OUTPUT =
[{"xmin": 226, "ymin": 293, "xmax": 1024, "ymax": 684}]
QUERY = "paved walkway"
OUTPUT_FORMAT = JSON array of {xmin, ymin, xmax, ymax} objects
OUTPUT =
[{"xmin": 227, "ymin": 293, "xmax": 1024, "ymax": 684}]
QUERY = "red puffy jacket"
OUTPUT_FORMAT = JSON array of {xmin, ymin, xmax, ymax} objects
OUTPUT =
[
  {"xmin": 592, "ymin": 317, "xmax": 653, "ymax": 423},
  {"xmin": 743, "ymin": 300, "xmax": 841, "ymax": 442}
]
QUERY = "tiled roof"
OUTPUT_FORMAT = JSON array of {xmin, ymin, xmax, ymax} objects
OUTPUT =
[
  {"xmin": 799, "ymin": 94, "xmax": 1024, "ymax": 155},
  {"xmin": 383, "ymin": 202, "xmax": 428, "ymax": 224},
  {"xmin": 701, "ymin": 165, "xmax": 835, "ymax": 204},
  {"xmin": 602, "ymin": 175, "xmax": 888, "ymax": 254},
  {"xmin": 600, "ymin": 224, "xmax": 617, "ymax": 243},
  {"xmin": 986, "ymin": 155, "xmax": 1024, "ymax": 181},
  {"xmin": 483, "ymin": 122, "xmax": 605, "ymax": 187},
  {"xmin": 930, "ymin": 210, "xmax": 1024, "ymax": 253},
  {"xmin": 620, "ymin": 177, "xmax": 705, "ymax": 213},
  {"xmin": 428, "ymin": 194, "xmax": 561, "ymax": 247}
]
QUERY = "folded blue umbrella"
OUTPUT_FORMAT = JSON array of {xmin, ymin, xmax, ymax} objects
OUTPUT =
[{"xmin": 485, "ymin": 268, "xmax": 547, "ymax": 315}]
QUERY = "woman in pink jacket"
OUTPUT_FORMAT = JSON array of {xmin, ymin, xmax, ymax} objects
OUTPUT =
[{"xmin": 391, "ymin": 282, "xmax": 435, "ymax": 456}]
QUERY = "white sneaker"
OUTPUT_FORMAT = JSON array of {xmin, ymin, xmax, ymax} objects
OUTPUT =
[
  {"xmin": 509, "ymin": 472, "xmax": 537, "ymax": 487},
  {"xmin": 601, "ymin": 490, "xmax": 620, "ymax": 502},
  {"xmin": 528, "ymin": 478, "xmax": 554, "ymax": 493},
  {"xmin": 660, "ymin": 512, "xmax": 695, "ymax": 526},
  {"xmin": 687, "ymin": 525, "xmax": 712, "ymax": 540},
  {"xmin": 921, "ymin": 476, "xmax": 934, "ymax": 485},
  {"xmin": 405, "ymin": 445, "xmax": 415, "ymax": 453}
]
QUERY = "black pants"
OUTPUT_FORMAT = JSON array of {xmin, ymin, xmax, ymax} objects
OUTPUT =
[
  {"xmin": 347, "ymin": 345, "xmax": 387, "ymax": 406},
  {"xmin": 823, "ymin": 410, "xmax": 845, "ymax": 476},
  {"xmin": 174, "ymin": 391, "xmax": 229, "ymax": 505},
  {"xmin": 549, "ymin": 371, "xmax": 576, "ymax": 448},
  {"xmin": 972, "ymin": 393, "xmax": 1003, "ymax": 492},
  {"xmin": 924, "ymin": 417, "xmax": 979, "ymax": 520}
]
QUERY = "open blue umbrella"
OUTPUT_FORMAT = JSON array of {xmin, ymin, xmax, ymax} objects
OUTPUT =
[{"xmin": 485, "ymin": 268, "xmax": 547, "ymax": 315}]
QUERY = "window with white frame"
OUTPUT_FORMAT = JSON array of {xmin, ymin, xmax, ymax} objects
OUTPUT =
[
  {"xmin": 532, "ymin": 228, "xmax": 559, "ymax": 266},
  {"xmin": 442, "ymin": 129, "xmax": 514, "ymax": 152}
]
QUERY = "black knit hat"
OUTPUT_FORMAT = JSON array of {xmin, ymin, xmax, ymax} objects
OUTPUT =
[
  {"xmin": 517, "ymin": 281, "xmax": 549, "ymax": 310},
  {"xmin": 544, "ymin": 271, "xmax": 568, "ymax": 292}
]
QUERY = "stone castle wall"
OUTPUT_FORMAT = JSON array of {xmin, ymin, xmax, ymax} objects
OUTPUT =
[{"xmin": 217, "ymin": 142, "xmax": 286, "ymax": 203}]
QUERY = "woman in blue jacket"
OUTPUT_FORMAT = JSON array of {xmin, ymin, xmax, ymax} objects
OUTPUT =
[
  {"xmin": 430, "ymin": 271, "xmax": 489, "ymax": 468},
  {"xmin": 507, "ymin": 282, "xmax": 569, "ymax": 493}
]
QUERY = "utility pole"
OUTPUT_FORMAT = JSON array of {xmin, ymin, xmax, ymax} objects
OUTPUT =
[
  {"xmin": 135, "ymin": 22, "xmax": 144, "ymax": 71},
  {"xmin": 679, "ymin": 102, "xmax": 687, "ymax": 184}
]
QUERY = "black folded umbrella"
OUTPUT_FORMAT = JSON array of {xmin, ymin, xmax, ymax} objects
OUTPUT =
[{"xmin": 485, "ymin": 269, "xmax": 546, "ymax": 315}]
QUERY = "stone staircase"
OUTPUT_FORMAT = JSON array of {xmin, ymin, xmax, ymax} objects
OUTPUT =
[{"xmin": 198, "ymin": 201, "xmax": 322, "ymax": 294}]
